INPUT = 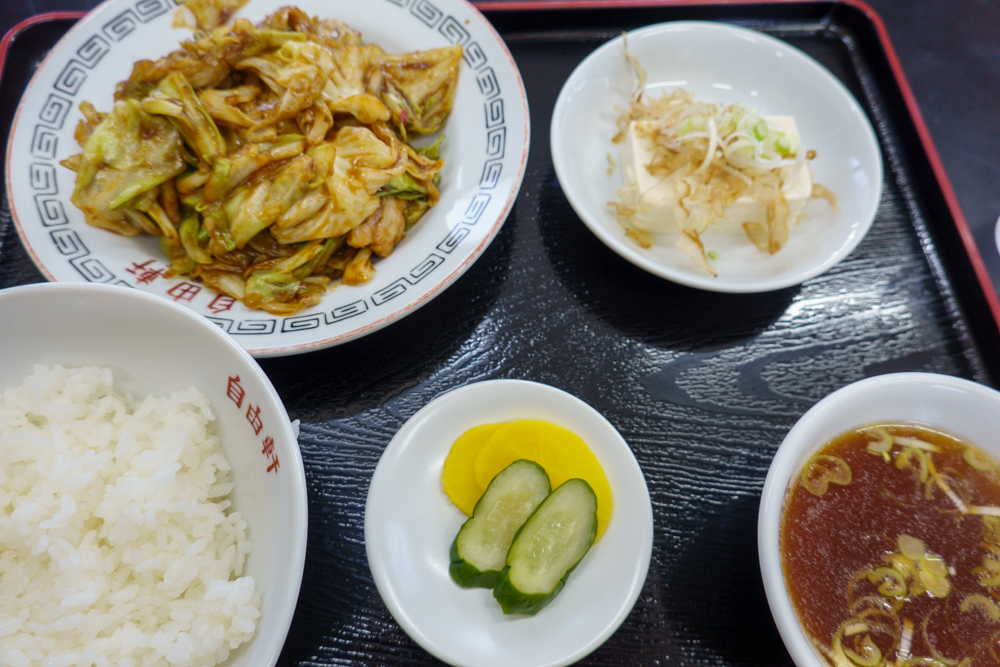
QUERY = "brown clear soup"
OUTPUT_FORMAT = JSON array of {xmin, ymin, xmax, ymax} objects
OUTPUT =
[{"xmin": 781, "ymin": 423, "xmax": 1000, "ymax": 667}]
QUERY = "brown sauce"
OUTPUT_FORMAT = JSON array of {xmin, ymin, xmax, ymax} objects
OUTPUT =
[{"xmin": 781, "ymin": 424, "xmax": 1000, "ymax": 667}]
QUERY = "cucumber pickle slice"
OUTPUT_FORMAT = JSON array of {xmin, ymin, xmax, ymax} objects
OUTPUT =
[
  {"xmin": 449, "ymin": 459, "xmax": 551, "ymax": 588},
  {"xmin": 493, "ymin": 478, "xmax": 598, "ymax": 615}
]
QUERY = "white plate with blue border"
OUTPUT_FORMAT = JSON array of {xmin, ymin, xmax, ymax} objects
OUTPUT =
[{"xmin": 6, "ymin": 0, "xmax": 529, "ymax": 356}]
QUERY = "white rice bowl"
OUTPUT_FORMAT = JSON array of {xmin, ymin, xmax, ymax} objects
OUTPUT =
[
  {"xmin": 1, "ymin": 365, "xmax": 258, "ymax": 666},
  {"xmin": 0, "ymin": 283, "xmax": 306, "ymax": 667}
]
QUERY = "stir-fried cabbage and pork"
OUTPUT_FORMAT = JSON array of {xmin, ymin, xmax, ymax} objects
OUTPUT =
[{"xmin": 61, "ymin": 6, "xmax": 461, "ymax": 315}]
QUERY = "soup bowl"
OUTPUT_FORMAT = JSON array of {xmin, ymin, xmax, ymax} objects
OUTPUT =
[{"xmin": 758, "ymin": 372, "xmax": 1000, "ymax": 667}]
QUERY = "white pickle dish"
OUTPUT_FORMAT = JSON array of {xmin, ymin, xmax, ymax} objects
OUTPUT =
[{"xmin": 365, "ymin": 379, "xmax": 653, "ymax": 667}]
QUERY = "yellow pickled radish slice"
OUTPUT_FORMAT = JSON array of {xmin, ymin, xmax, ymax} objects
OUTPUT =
[
  {"xmin": 473, "ymin": 422, "xmax": 545, "ymax": 490},
  {"xmin": 442, "ymin": 423, "xmax": 502, "ymax": 516},
  {"xmin": 472, "ymin": 420, "xmax": 613, "ymax": 541}
]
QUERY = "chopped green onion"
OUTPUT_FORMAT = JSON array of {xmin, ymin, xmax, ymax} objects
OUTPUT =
[
  {"xmin": 867, "ymin": 567, "xmax": 906, "ymax": 598},
  {"xmin": 965, "ymin": 447, "xmax": 996, "ymax": 471},
  {"xmin": 774, "ymin": 132, "xmax": 797, "ymax": 156},
  {"xmin": 843, "ymin": 634, "xmax": 882, "ymax": 667},
  {"xmin": 960, "ymin": 594, "xmax": 1000, "ymax": 620},
  {"xmin": 801, "ymin": 455, "xmax": 852, "ymax": 496},
  {"xmin": 895, "ymin": 447, "xmax": 930, "ymax": 483},
  {"xmin": 753, "ymin": 118, "xmax": 769, "ymax": 140}
]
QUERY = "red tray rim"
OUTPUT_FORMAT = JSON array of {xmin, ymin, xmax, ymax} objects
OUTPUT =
[{"xmin": 3, "ymin": 1, "xmax": 999, "ymax": 338}]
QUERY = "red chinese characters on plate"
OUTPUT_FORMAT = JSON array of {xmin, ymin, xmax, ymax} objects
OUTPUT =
[
  {"xmin": 125, "ymin": 260, "xmax": 165, "ymax": 285},
  {"xmin": 126, "ymin": 258, "xmax": 238, "ymax": 313},
  {"xmin": 208, "ymin": 294, "xmax": 236, "ymax": 315},
  {"xmin": 226, "ymin": 374, "xmax": 280, "ymax": 474},
  {"xmin": 167, "ymin": 282, "xmax": 201, "ymax": 303}
]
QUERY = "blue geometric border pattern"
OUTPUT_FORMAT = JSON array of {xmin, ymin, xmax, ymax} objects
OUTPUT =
[
  {"xmin": 357, "ymin": 0, "xmax": 506, "ymax": 316},
  {"xmin": 28, "ymin": 0, "xmax": 185, "ymax": 285},
  {"xmin": 30, "ymin": 0, "xmax": 187, "ymax": 290},
  {"xmin": 31, "ymin": 0, "xmax": 507, "ymax": 336}
]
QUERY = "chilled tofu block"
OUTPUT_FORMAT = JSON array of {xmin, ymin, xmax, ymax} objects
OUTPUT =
[{"xmin": 619, "ymin": 117, "xmax": 812, "ymax": 234}]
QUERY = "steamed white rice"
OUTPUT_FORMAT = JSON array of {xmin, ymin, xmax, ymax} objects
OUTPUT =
[{"xmin": 0, "ymin": 365, "xmax": 260, "ymax": 667}]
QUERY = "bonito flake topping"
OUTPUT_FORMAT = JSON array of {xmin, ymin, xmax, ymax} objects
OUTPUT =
[{"xmin": 609, "ymin": 38, "xmax": 836, "ymax": 276}]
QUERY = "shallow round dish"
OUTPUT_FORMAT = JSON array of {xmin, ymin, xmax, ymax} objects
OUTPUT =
[
  {"xmin": 364, "ymin": 379, "xmax": 653, "ymax": 667},
  {"xmin": 5, "ymin": 0, "xmax": 529, "ymax": 357},
  {"xmin": 0, "ymin": 282, "xmax": 307, "ymax": 667},
  {"xmin": 551, "ymin": 21, "xmax": 882, "ymax": 293},
  {"xmin": 758, "ymin": 372, "xmax": 1000, "ymax": 667}
]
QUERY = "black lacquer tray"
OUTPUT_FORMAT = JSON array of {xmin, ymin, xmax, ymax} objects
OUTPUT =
[{"xmin": 3, "ymin": 2, "xmax": 1000, "ymax": 665}]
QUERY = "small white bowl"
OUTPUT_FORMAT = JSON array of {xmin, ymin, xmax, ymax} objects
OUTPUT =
[
  {"xmin": 0, "ymin": 283, "xmax": 307, "ymax": 666},
  {"xmin": 551, "ymin": 21, "xmax": 882, "ymax": 293},
  {"xmin": 365, "ymin": 379, "xmax": 653, "ymax": 667},
  {"xmin": 758, "ymin": 372, "xmax": 1000, "ymax": 667}
]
